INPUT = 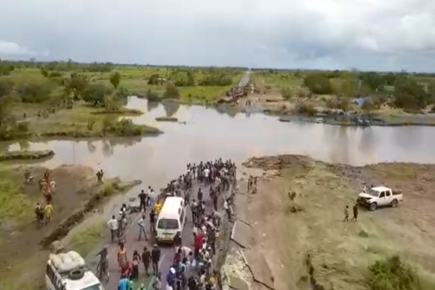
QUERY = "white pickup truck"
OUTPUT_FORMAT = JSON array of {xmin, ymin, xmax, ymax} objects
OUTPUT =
[{"xmin": 357, "ymin": 186, "xmax": 403, "ymax": 211}]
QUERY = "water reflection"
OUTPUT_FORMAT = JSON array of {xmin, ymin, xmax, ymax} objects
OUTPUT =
[
  {"xmin": 162, "ymin": 102, "xmax": 180, "ymax": 117},
  {"xmin": 147, "ymin": 101, "xmax": 159, "ymax": 112}
]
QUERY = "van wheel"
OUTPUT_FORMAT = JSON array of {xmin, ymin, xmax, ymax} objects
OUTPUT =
[
  {"xmin": 369, "ymin": 203, "xmax": 377, "ymax": 211},
  {"xmin": 391, "ymin": 199, "xmax": 398, "ymax": 208}
]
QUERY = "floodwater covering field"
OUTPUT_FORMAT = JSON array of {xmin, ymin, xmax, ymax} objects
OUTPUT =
[{"xmin": 6, "ymin": 96, "xmax": 435, "ymax": 190}]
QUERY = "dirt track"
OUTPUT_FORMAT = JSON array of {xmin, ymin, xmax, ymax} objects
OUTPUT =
[
  {"xmin": 223, "ymin": 155, "xmax": 435, "ymax": 290},
  {"xmin": 0, "ymin": 165, "xmax": 139, "ymax": 289}
]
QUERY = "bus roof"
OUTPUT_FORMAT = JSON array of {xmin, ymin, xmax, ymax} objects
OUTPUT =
[{"xmin": 159, "ymin": 197, "xmax": 184, "ymax": 219}]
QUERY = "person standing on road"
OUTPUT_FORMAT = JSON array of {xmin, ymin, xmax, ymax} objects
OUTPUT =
[
  {"xmin": 149, "ymin": 209, "xmax": 156, "ymax": 234},
  {"xmin": 151, "ymin": 244, "xmax": 161, "ymax": 275},
  {"xmin": 107, "ymin": 215, "xmax": 118, "ymax": 242},
  {"xmin": 173, "ymin": 231, "xmax": 182, "ymax": 249},
  {"xmin": 352, "ymin": 203, "xmax": 358, "ymax": 222},
  {"xmin": 142, "ymin": 246, "xmax": 151, "ymax": 276},
  {"xmin": 197, "ymin": 188, "xmax": 203, "ymax": 203},
  {"xmin": 138, "ymin": 189, "xmax": 147, "ymax": 212},
  {"xmin": 118, "ymin": 242, "xmax": 128, "ymax": 270},
  {"xmin": 137, "ymin": 215, "xmax": 148, "ymax": 241},
  {"xmin": 343, "ymin": 205, "xmax": 349, "ymax": 222},
  {"xmin": 44, "ymin": 201, "xmax": 53, "ymax": 224}
]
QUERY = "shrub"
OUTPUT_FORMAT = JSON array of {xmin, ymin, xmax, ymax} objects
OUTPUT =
[
  {"xmin": 303, "ymin": 74, "xmax": 333, "ymax": 94},
  {"xmin": 280, "ymin": 87, "xmax": 293, "ymax": 100},
  {"xmin": 16, "ymin": 82, "xmax": 54, "ymax": 103},
  {"xmin": 367, "ymin": 256, "xmax": 422, "ymax": 290},
  {"xmin": 0, "ymin": 79, "xmax": 13, "ymax": 97},
  {"xmin": 296, "ymin": 104, "xmax": 317, "ymax": 116},
  {"xmin": 162, "ymin": 83, "xmax": 180, "ymax": 99}
]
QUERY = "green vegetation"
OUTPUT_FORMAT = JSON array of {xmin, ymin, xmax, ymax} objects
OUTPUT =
[
  {"xmin": 0, "ymin": 166, "xmax": 31, "ymax": 222},
  {"xmin": 67, "ymin": 221, "xmax": 106, "ymax": 257},
  {"xmin": 253, "ymin": 68, "xmax": 435, "ymax": 118},
  {"xmin": 0, "ymin": 59, "xmax": 245, "ymax": 141},
  {"xmin": 366, "ymin": 256, "xmax": 433, "ymax": 290}
]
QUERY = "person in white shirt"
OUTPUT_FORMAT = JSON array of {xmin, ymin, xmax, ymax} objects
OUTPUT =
[
  {"xmin": 180, "ymin": 246, "xmax": 192, "ymax": 258},
  {"xmin": 107, "ymin": 215, "xmax": 118, "ymax": 242},
  {"xmin": 137, "ymin": 215, "xmax": 148, "ymax": 241}
]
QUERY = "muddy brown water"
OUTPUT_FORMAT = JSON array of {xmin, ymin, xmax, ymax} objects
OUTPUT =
[{"xmin": 5, "ymin": 96, "xmax": 435, "ymax": 213}]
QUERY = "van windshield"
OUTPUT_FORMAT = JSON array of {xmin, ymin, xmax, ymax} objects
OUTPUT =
[
  {"xmin": 80, "ymin": 284, "xmax": 103, "ymax": 290},
  {"xmin": 157, "ymin": 219, "xmax": 179, "ymax": 230}
]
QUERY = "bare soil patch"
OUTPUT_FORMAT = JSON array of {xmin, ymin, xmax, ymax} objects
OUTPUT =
[{"xmin": 225, "ymin": 155, "xmax": 435, "ymax": 290}]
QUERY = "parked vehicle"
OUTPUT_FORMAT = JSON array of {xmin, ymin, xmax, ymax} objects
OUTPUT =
[
  {"xmin": 46, "ymin": 250, "xmax": 104, "ymax": 290},
  {"xmin": 155, "ymin": 196, "xmax": 186, "ymax": 243},
  {"xmin": 357, "ymin": 186, "xmax": 403, "ymax": 211}
]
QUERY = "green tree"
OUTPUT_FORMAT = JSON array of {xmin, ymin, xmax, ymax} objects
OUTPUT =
[
  {"xmin": 338, "ymin": 78, "xmax": 358, "ymax": 97},
  {"xmin": 303, "ymin": 74, "xmax": 333, "ymax": 94},
  {"xmin": 66, "ymin": 73, "xmax": 89, "ymax": 100},
  {"xmin": 148, "ymin": 74, "xmax": 161, "ymax": 85},
  {"xmin": 82, "ymin": 84, "xmax": 110, "ymax": 106},
  {"xmin": 394, "ymin": 79, "xmax": 428, "ymax": 109},
  {"xmin": 359, "ymin": 72, "xmax": 385, "ymax": 92},
  {"xmin": 109, "ymin": 72, "xmax": 121, "ymax": 88},
  {"xmin": 163, "ymin": 83, "xmax": 180, "ymax": 99},
  {"xmin": 16, "ymin": 82, "xmax": 54, "ymax": 103}
]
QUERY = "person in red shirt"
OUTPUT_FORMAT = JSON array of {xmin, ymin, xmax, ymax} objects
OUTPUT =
[{"xmin": 194, "ymin": 231, "xmax": 203, "ymax": 259}]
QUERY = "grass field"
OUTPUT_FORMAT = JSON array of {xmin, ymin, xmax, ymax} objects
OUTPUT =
[{"xmin": 4, "ymin": 66, "xmax": 243, "ymax": 103}]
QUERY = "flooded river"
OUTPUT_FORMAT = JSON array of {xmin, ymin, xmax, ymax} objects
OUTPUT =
[{"xmin": 6, "ymin": 97, "xmax": 435, "ymax": 191}]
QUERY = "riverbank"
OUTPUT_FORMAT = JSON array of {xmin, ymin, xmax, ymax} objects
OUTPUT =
[
  {"xmin": 0, "ymin": 149, "xmax": 54, "ymax": 161},
  {"xmin": 0, "ymin": 163, "xmax": 141, "ymax": 290},
  {"xmin": 222, "ymin": 154, "xmax": 435, "ymax": 290}
]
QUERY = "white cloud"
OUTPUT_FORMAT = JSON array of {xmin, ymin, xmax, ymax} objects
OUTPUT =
[
  {"xmin": 0, "ymin": 0, "xmax": 434, "ymax": 71},
  {"xmin": 0, "ymin": 41, "xmax": 36, "ymax": 55}
]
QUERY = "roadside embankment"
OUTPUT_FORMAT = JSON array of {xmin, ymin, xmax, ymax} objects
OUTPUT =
[{"xmin": 220, "ymin": 155, "xmax": 435, "ymax": 290}]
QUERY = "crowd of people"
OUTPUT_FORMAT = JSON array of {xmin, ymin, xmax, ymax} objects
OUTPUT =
[{"xmin": 101, "ymin": 158, "xmax": 237, "ymax": 290}]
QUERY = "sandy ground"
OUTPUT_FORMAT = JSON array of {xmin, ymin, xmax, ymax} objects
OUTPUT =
[
  {"xmin": 0, "ymin": 165, "xmax": 107, "ymax": 289},
  {"xmin": 224, "ymin": 155, "xmax": 435, "ymax": 290}
]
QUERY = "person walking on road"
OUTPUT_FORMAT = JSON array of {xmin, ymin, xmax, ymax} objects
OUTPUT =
[
  {"xmin": 343, "ymin": 205, "xmax": 349, "ymax": 222},
  {"xmin": 142, "ymin": 246, "xmax": 151, "ymax": 276},
  {"xmin": 137, "ymin": 215, "xmax": 148, "ymax": 241},
  {"xmin": 151, "ymin": 244, "xmax": 161, "ymax": 275},
  {"xmin": 118, "ymin": 242, "xmax": 128, "ymax": 270},
  {"xmin": 107, "ymin": 215, "xmax": 118, "ymax": 243},
  {"xmin": 352, "ymin": 203, "xmax": 358, "ymax": 222},
  {"xmin": 138, "ymin": 189, "xmax": 147, "ymax": 212}
]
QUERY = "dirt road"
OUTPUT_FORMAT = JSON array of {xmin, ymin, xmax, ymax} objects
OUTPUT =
[{"xmin": 103, "ymin": 180, "xmax": 225, "ymax": 290}]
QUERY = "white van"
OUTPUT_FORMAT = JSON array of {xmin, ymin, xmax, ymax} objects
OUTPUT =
[
  {"xmin": 155, "ymin": 196, "xmax": 186, "ymax": 243},
  {"xmin": 46, "ymin": 251, "xmax": 104, "ymax": 290}
]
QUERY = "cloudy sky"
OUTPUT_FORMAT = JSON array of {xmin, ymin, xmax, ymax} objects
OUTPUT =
[{"xmin": 1, "ymin": 0, "xmax": 435, "ymax": 71}]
